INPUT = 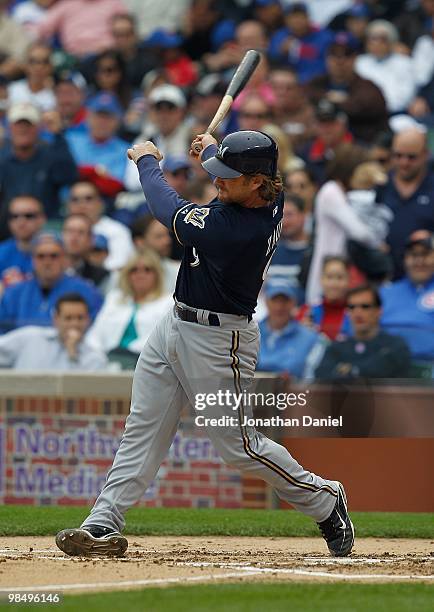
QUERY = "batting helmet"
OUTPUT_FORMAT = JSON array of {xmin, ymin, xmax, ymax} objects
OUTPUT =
[{"xmin": 202, "ymin": 131, "xmax": 278, "ymax": 179}]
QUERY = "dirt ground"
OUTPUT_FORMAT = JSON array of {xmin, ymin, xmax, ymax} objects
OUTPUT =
[{"xmin": 0, "ymin": 536, "xmax": 433, "ymax": 594}]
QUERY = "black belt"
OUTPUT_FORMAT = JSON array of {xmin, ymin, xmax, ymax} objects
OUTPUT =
[{"xmin": 175, "ymin": 304, "xmax": 221, "ymax": 326}]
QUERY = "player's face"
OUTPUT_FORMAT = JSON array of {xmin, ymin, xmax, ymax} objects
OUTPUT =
[
  {"xmin": 213, "ymin": 175, "xmax": 263, "ymax": 205},
  {"xmin": 321, "ymin": 261, "xmax": 349, "ymax": 302},
  {"xmin": 54, "ymin": 302, "xmax": 90, "ymax": 342},
  {"xmin": 404, "ymin": 246, "xmax": 434, "ymax": 284},
  {"xmin": 346, "ymin": 290, "xmax": 381, "ymax": 337}
]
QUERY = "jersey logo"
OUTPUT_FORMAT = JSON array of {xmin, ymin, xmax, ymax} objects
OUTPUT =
[
  {"xmin": 273, "ymin": 206, "xmax": 278, "ymax": 217},
  {"xmin": 184, "ymin": 207, "xmax": 210, "ymax": 229},
  {"xmin": 419, "ymin": 291, "xmax": 434, "ymax": 310}
]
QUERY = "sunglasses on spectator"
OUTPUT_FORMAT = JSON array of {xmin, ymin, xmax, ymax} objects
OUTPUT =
[
  {"xmin": 29, "ymin": 57, "xmax": 50, "ymax": 65},
  {"xmin": 239, "ymin": 111, "xmax": 268, "ymax": 119},
  {"xmin": 153, "ymin": 101, "xmax": 177, "ymax": 111},
  {"xmin": 34, "ymin": 252, "xmax": 61, "ymax": 260},
  {"xmin": 129, "ymin": 266, "xmax": 154, "ymax": 273},
  {"xmin": 392, "ymin": 151, "xmax": 421, "ymax": 161},
  {"xmin": 98, "ymin": 65, "xmax": 120, "ymax": 74},
  {"xmin": 368, "ymin": 34, "xmax": 389, "ymax": 42},
  {"xmin": 9, "ymin": 212, "xmax": 40, "ymax": 220},
  {"xmin": 70, "ymin": 194, "xmax": 97, "ymax": 203},
  {"xmin": 347, "ymin": 303, "xmax": 377, "ymax": 310}
]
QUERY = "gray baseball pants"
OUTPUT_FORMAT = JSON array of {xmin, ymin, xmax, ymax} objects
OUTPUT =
[{"xmin": 82, "ymin": 303, "xmax": 338, "ymax": 532}]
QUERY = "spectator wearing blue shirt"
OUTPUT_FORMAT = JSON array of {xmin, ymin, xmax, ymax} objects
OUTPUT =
[
  {"xmin": 380, "ymin": 232, "xmax": 434, "ymax": 366},
  {"xmin": 376, "ymin": 127, "xmax": 434, "ymax": 278},
  {"xmin": 0, "ymin": 195, "xmax": 46, "ymax": 291},
  {"xmin": 257, "ymin": 278, "xmax": 325, "ymax": 379},
  {"xmin": 0, "ymin": 232, "xmax": 103, "ymax": 332},
  {"xmin": 0, "ymin": 102, "xmax": 78, "ymax": 237},
  {"xmin": 268, "ymin": 2, "xmax": 333, "ymax": 83},
  {"xmin": 66, "ymin": 92, "xmax": 130, "ymax": 197}
]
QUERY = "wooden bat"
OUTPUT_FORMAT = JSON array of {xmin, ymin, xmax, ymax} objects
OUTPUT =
[{"xmin": 192, "ymin": 49, "xmax": 261, "ymax": 154}]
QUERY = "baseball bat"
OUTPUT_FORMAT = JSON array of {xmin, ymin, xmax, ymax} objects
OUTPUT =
[{"xmin": 192, "ymin": 49, "xmax": 261, "ymax": 154}]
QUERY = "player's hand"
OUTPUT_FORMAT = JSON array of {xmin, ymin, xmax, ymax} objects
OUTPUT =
[
  {"xmin": 127, "ymin": 141, "xmax": 163, "ymax": 164},
  {"xmin": 189, "ymin": 133, "xmax": 218, "ymax": 160}
]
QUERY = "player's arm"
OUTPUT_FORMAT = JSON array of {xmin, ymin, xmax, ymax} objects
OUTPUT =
[{"xmin": 128, "ymin": 142, "xmax": 190, "ymax": 228}]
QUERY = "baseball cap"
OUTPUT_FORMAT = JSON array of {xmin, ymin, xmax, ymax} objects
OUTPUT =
[
  {"xmin": 404, "ymin": 234, "xmax": 434, "ymax": 252},
  {"xmin": 328, "ymin": 31, "xmax": 360, "ymax": 55},
  {"xmin": 54, "ymin": 70, "xmax": 87, "ymax": 90},
  {"xmin": 346, "ymin": 4, "xmax": 370, "ymax": 19},
  {"xmin": 87, "ymin": 92, "xmax": 123, "ymax": 118},
  {"xmin": 148, "ymin": 84, "xmax": 186, "ymax": 108},
  {"xmin": 31, "ymin": 231, "xmax": 64, "ymax": 252},
  {"xmin": 161, "ymin": 155, "xmax": 191, "ymax": 174},
  {"xmin": 195, "ymin": 74, "xmax": 227, "ymax": 97},
  {"xmin": 265, "ymin": 278, "xmax": 298, "ymax": 300},
  {"xmin": 92, "ymin": 234, "xmax": 109, "ymax": 252},
  {"xmin": 285, "ymin": 2, "xmax": 308, "ymax": 14},
  {"xmin": 315, "ymin": 99, "xmax": 346, "ymax": 122},
  {"xmin": 146, "ymin": 29, "xmax": 184, "ymax": 48},
  {"xmin": 7, "ymin": 102, "xmax": 41, "ymax": 125}
]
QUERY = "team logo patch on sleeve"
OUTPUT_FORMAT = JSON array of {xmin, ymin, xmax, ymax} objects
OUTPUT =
[{"xmin": 183, "ymin": 207, "xmax": 210, "ymax": 229}]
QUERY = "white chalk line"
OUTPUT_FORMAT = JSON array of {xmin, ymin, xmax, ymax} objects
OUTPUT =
[
  {"xmin": 0, "ymin": 571, "xmax": 264, "ymax": 593},
  {"xmin": 177, "ymin": 561, "xmax": 434, "ymax": 582}
]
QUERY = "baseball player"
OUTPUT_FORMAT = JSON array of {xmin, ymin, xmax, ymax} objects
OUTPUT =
[{"xmin": 56, "ymin": 131, "xmax": 354, "ymax": 558}]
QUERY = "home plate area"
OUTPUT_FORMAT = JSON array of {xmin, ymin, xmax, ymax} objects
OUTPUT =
[{"xmin": 0, "ymin": 536, "xmax": 433, "ymax": 594}]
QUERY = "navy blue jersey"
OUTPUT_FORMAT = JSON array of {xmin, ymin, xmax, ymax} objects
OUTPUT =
[
  {"xmin": 172, "ymin": 196, "xmax": 283, "ymax": 315},
  {"xmin": 137, "ymin": 152, "xmax": 283, "ymax": 315}
]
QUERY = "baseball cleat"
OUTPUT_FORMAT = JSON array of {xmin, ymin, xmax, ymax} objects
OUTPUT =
[
  {"xmin": 55, "ymin": 525, "xmax": 128, "ymax": 557},
  {"xmin": 317, "ymin": 481, "xmax": 354, "ymax": 557}
]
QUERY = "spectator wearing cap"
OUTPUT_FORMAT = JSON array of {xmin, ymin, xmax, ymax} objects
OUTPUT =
[
  {"xmin": 0, "ymin": 232, "xmax": 102, "ymax": 333},
  {"xmin": 268, "ymin": 2, "xmax": 334, "ymax": 83},
  {"xmin": 315, "ymin": 284, "xmax": 410, "ymax": 381},
  {"xmin": 0, "ymin": 102, "xmax": 78, "ymax": 234},
  {"xmin": 376, "ymin": 128, "xmax": 434, "ymax": 278},
  {"xmin": 62, "ymin": 214, "xmax": 110, "ymax": 292},
  {"xmin": 257, "ymin": 277, "xmax": 325, "ymax": 379},
  {"xmin": 65, "ymin": 92, "xmax": 130, "ymax": 195},
  {"xmin": 36, "ymin": 0, "xmax": 127, "ymax": 58},
  {"xmin": 124, "ymin": 84, "xmax": 190, "ymax": 191},
  {"xmin": 191, "ymin": 74, "xmax": 228, "ymax": 136},
  {"xmin": 0, "ymin": 195, "xmax": 46, "ymax": 291},
  {"xmin": 304, "ymin": 31, "xmax": 388, "ymax": 144},
  {"xmin": 355, "ymin": 20, "xmax": 417, "ymax": 114},
  {"xmin": 269, "ymin": 193, "xmax": 312, "ymax": 302},
  {"xmin": 269, "ymin": 67, "xmax": 316, "ymax": 151},
  {"xmin": 380, "ymin": 231, "xmax": 434, "ymax": 368},
  {"xmin": 67, "ymin": 180, "xmax": 134, "ymax": 271},
  {"xmin": 0, "ymin": 292, "xmax": 107, "ymax": 371},
  {"xmin": 54, "ymin": 71, "xmax": 88, "ymax": 135},
  {"xmin": 299, "ymin": 98, "xmax": 353, "ymax": 183},
  {"xmin": 0, "ymin": 1, "xmax": 31, "ymax": 80},
  {"xmin": 146, "ymin": 29, "xmax": 198, "ymax": 88}
]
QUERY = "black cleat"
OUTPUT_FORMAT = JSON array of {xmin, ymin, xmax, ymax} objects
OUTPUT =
[
  {"xmin": 55, "ymin": 525, "xmax": 128, "ymax": 557},
  {"xmin": 317, "ymin": 482, "xmax": 354, "ymax": 557}
]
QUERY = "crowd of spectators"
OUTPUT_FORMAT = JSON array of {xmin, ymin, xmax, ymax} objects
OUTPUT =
[{"xmin": 0, "ymin": 0, "xmax": 433, "ymax": 381}]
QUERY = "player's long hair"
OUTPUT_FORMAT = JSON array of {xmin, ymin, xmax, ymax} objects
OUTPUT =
[{"xmin": 256, "ymin": 172, "xmax": 283, "ymax": 202}]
